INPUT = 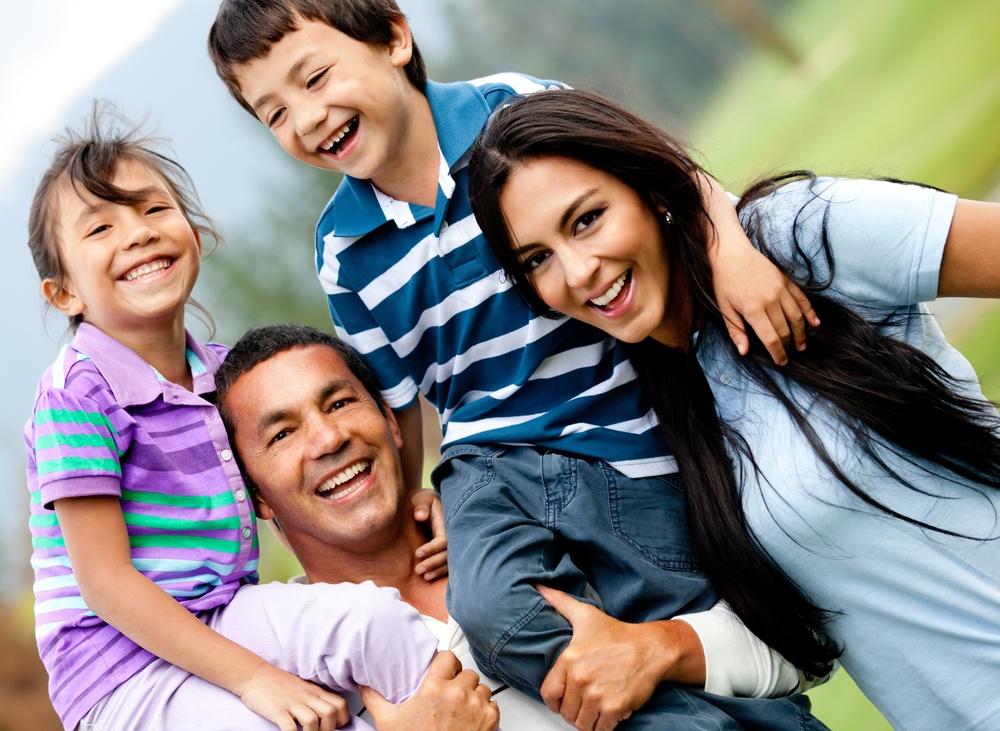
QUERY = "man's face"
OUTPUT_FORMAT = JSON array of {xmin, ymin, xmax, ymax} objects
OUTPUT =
[{"xmin": 224, "ymin": 344, "xmax": 408, "ymax": 555}]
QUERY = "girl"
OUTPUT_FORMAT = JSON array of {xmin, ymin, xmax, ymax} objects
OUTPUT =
[
  {"xmin": 24, "ymin": 106, "xmax": 489, "ymax": 731},
  {"xmin": 468, "ymin": 88, "xmax": 1000, "ymax": 730}
]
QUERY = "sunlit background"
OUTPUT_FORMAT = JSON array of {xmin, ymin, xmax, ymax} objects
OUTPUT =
[{"xmin": 2, "ymin": 1, "xmax": 998, "ymax": 728}]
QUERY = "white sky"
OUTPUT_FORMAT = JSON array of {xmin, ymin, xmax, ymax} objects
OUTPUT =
[{"xmin": 0, "ymin": 0, "xmax": 184, "ymax": 204}]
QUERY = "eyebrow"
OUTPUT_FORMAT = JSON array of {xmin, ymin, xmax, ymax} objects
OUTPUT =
[
  {"xmin": 72, "ymin": 186, "xmax": 166, "ymax": 229},
  {"xmin": 253, "ymin": 377, "xmax": 355, "ymax": 436},
  {"xmin": 512, "ymin": 187, "xmax": 598, "ymax": 256}
]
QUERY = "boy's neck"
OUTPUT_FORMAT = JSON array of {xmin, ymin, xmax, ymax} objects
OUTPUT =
[{"xmin": 369, "ymin": 87, "xmax": 439, "ymax": 208}]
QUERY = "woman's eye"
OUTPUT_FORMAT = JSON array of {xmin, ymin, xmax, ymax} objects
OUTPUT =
[
  {"xmin": 573, "ymin": 210, "xmax": 602, "ymax": 235},
  {"xmin": 524, "ymin": 251, "xmax": 551, "ymax": 271},
  {"xmin": 306, "ymin": 69, "xmax": 328, "ymax": 89}
]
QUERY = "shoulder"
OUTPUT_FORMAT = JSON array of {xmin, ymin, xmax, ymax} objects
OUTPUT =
[{"xmin": 465, "ymin": 72, "xmax": 568, "ymax": 109}]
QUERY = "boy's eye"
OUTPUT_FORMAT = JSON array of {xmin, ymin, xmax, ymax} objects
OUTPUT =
[
  {"xmin": 306, "ymin": 69, "xmax": 328, "ymax": 89},
  {"xmin": 573, "ymin": 209, "xmax": 603, "ymax": 235},
  {"xmin": 267, "ymin": 108, "xmax": 286, "ymax": 128}
]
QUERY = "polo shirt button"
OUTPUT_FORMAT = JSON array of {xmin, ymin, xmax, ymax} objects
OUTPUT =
[
  {"xmin": 439, "ymin": 221, "xmax": 449, "ymax": 234},
  {"xmin": 720, "ymin": 373, "xmax": 732, "ymax": 385},
  {"xmin": 235, "ymin": 489, "xmax": 247, "ymax": 502},
  {"xmin": 242, "ymin": 527, "xmax": 252, "ymax": 540},
  {"xmin": 220, "ymin": 449, "xmax": 233, "ymax": 461}
]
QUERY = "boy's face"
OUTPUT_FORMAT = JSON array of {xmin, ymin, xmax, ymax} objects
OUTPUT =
[{"xmin": 235, "ymin": 18, "xmax": 416, "ymax": 185}]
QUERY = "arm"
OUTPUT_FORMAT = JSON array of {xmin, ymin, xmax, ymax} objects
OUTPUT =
[
  {"xmin": 56, "ymin": 495, "xmax": 349, "ymax": 731},
  {"xmin": 395, "ymin": 401, "xmax": 426, "ymax": 493},
  {"xmin": 700, "ymin": 173, "xmax": 819, "ymax": 364},
  {"xmin": 937, "ymin": 198, "xmax": 1000, "ymax": 297}
]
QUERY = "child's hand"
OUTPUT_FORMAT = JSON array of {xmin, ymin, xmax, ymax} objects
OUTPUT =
[
  {"xmin": 711, "ymin": 240, "xmax": 819, "ymax": 365},
  {"xmin": 239, "ymin": 662, "xmax": 350, "ymax": 731},
  {"xmin": 412, "ymin": 489, "xmax": 448, "ymax": 580}
]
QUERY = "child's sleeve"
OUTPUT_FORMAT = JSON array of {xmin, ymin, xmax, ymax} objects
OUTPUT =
[{"xmin": 32, "ymin": 386, "xmax": 124, "ymax": 509}]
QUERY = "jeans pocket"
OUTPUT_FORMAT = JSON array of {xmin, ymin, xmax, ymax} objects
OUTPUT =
[{"xmin": 605, "ymin": 467, "xmax": 700, "ymax": 571}]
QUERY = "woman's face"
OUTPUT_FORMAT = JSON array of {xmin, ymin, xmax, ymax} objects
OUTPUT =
[{"xmin": 499, "ymin": 156, "xmax": 686, "ymax": 346}]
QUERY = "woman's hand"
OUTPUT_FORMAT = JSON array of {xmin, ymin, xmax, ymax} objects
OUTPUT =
[
  {"xmin": 538, "ymin": 586, "xmax": 705, "ymax": 731},
  {"xmin": 412, "ymin": 488, "xmax": 448, "ymax": 580}
]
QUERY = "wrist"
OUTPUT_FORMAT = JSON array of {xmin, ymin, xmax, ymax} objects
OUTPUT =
[{"xmin": 652, "ymin": 619, "xmax": 706, "ymax": 687}]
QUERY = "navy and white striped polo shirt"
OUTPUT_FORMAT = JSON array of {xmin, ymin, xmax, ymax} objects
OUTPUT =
[{"xmin": 316, "ymin": 74, "xmax": 676, "ymax": 478}]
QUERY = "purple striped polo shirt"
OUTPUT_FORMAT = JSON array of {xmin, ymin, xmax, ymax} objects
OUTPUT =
[{"xmin": 25, "ymin": 323, "xmax": 258, "ymax": 730}]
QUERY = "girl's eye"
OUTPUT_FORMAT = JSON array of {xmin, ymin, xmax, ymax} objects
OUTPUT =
[
  {"xmin": 306, "ymin": 69, "xmax": 328, "ymax": 89},
  {"xmin": 523, "ymin": 250, "xmax": 551, "ymax": 271},
  {"xmin": 87, "ymin": 224, "xmax": 110, "ymax": 237},
  {"xmin": 573, "ymin": 209, "xmax": 603, "ymax": 235},
  {"xmin": 147, "ymin": 205, "xmax": 169, "ymax": 215}
]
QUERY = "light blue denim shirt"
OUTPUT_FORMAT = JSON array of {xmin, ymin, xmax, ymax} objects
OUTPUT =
[{"xmin": 701, "ymin": 178, "xmax": 1000, "ymax": 730}]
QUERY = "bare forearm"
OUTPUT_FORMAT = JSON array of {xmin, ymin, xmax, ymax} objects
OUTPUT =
[{"xmin": 395, "ymin": 401, "xmax": 427, "ymax": 492}]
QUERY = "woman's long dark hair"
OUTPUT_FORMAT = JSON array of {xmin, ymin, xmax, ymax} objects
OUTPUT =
[{"xmin": 468, "ymin": 89, "xmax": 1000, "ymax": 678}]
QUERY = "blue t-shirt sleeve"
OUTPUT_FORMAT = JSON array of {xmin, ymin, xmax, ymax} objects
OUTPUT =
[{"xmin": 745, "ymin": 177, "xmax": 958, "ymax": 308}]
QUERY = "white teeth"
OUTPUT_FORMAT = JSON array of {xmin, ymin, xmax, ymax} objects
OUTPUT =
[
  {"xmin": 590, "ymin": 271, "xmax": 628, "ymax": 307},
  {"xmin": 320, "ymin": 120, "xmax": 353, "ymax": 151},
  {"xmin": 123, "ymin": 259, "xmax": 170, "ymax": 282},
  {"xmin": 317, "ymin": 460, "xmax": 370, "ymax": 497}
]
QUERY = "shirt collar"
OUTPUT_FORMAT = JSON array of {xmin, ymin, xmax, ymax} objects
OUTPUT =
[
  {"xmin": 70, "ymin": 323, "xmax": 222, "ymax": 407},
  {"xmin": 329, "ymin": 80, "xmax": 491, "ymax": 238}
]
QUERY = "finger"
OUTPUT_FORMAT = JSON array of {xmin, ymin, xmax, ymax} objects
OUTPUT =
[
  {"xmin": 429, "ymin": 495, "xmax": 447, "ymax": 539},
  {"xmin": 780, "ymin": 289, "xmax": 808, "ymax": 352},
  {"xmin": 359, "ymin": 685, "xmax": 389, "ymax": 718},
  {"xmin": 415, "ymin": 535, "xmax": 447, "ymax": 560},
  {"xmin": 540, "ymin": 657, "xmax": 567, "ymax": 714},
  {"xmin": 536, "ymin": 584, "xmax": 592, "ymax": 626},
  {"xmin": 292, "ymin": 706, "xmax": 319, "ymax": 731},
  {"xmin": 787, "ymin": 280, "xmax": 820, "ymax": 327},
  {"xmin": 752, "ymin": 309, "xmax": 788, "ymax": 365},
  {"xmin": 313, "ymin": 692, "xmax": 349, "ymax": 729},
  {"xmin": 415, "ymin": 549, "xmax": 448, "ymax": 578},
  {"xmin": 596, "ymin": 708, "xmax": 631, "ymax": 731},
  {"xmin": 719, "ymin": 304, "xmax": 750, "ymax": 356},
  {"xmin": 487, "ymin": 699, "xmax": 501, "ymax": 731},
  {"xmin": 427, "ymin": 649, "xmax": 463, "ymax": 679},
  {"xmin": 575, "ymin": 701, "xmax": 600, "ymax": 731}
]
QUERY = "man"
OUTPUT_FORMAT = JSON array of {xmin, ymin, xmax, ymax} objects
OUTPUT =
[
  {"xmin": 215, "ymin": 324, "xmax": 576, "ymax": 729},
  {"xmin": 215, "ymin": 325, "xmax": 814, "ymax": 731}
]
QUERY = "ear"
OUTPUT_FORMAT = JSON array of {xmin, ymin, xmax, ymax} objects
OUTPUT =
[
  {"xmin": 252, "ymin": 490, "xmax": 277, "ymax": 521},
  {"xmin": 41, "ymin": 278, "xmax": 84, "ymax": 318},
  {"xmin": 384, "ymin": 404, "xmax": 404, "ymax": 450},
  {"xmin": 386, "ymin": 17, "xmax": 414, "ymax": 69}
]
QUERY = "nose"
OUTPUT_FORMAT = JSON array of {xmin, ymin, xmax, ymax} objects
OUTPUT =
[
  {"xmin": 123, "ymin": 211, "xmax": 159, "ymax": 249},
  {"xmin": 294, "ymin": 96, "xmax": 326, "ymax": 137},
  {"xmin": 305, "ymin": 411, "xmax": 349, "ymax": 461},
  {"xmin": 562, "ymin": 249, "xmax": 600, "ymax": 290}
]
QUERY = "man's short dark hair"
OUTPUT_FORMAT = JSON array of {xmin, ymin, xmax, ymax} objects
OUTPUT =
[
  {"xmin": 216, "ymin": 324, "xmax": 388, "ymax": 441},
  {"xmin": 208, "ymin": 0, "xmax": 427, "ymax": 117}
]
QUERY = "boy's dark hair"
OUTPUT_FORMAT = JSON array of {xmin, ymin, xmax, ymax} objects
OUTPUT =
[
  {"xmin": 208, "ymin": 0, "xmax": 427, "ymax": 117},
  {"xmin": 28, "ymin": 100, "xmax": 219, "ymax": 330}
]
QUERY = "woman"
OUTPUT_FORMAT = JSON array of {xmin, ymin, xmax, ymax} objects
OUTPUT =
[{"xmin": 468, "ymin": 88, "xmax": 1000, "ymax": 730}]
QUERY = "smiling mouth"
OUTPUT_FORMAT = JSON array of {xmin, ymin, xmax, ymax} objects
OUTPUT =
[
  {"xmin": 319, "ymin": 116, "xmax": 359, "ymax": 156},
  {"xmin": 589, "ymin": 270, "xmax": 631, "ymax": 310},
  {"xmin": 121, "ymin": 258, "xmax": 173, "ymax": 282},
  {"xmin": 316, "ymin": 459, "xmax": 371, "ymax": 500}
]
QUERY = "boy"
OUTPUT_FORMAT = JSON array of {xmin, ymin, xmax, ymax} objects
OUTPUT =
[{"xmin": 208, "ymin": 3, "xmax": 822, "ymax": 726}]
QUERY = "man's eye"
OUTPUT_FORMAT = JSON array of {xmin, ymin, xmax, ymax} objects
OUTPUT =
[{"xmin": 268, "ymin": 429, "xmax": 289, "ymax": 446}]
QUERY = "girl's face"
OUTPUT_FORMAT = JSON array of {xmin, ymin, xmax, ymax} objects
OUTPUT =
[
  {"xmin": 499, "ymin": 156, "xmax": 687, "ymax": 347},
  {"xmin": 43, "ymin": 160, "xmax": 202, "ymax": 342}
]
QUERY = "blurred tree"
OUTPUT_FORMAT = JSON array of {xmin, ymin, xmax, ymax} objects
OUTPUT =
[{"xmin": 435, "ymin": 0, "xmax": 797, "ymax": 131}]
